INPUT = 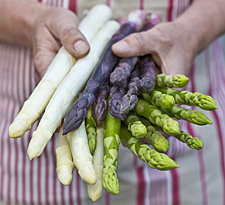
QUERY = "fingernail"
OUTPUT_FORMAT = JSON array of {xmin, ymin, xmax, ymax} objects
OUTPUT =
[
  {"xmin": 113, "ymin": 41, "xmax": 129, "ymax": 52},
  {"xmin": 74, "ymin": 40, "xmax": 88, "ymax": 54}
]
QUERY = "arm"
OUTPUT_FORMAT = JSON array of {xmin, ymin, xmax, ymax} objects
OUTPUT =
[
  {"xmin": 112, "ymin": 0, "xmax": 225, "ymax": 77},
  {"xmin": 0, "ymin": 0, "xmax": 89, "ymax": 79}
]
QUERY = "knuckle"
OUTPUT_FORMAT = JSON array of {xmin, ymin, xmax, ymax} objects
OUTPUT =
[
  {"xmin": 129, "ymin": 32, "xmax": 148, "ymax": 55},
  {"xmin": 61, "ymin": 26, "xmax": 78, "ymax": 39}
]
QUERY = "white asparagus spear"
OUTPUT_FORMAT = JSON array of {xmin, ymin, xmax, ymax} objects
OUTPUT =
[
  {"xmin": 67, "ymin": 121, "xmax": 96, "ymax": 185},
  {"xmin": 87, "ymin": 122, "xmax": 105, "ymax": 201},
  {"xmin": 27, "ymin": 20, "xmax": 120, "ymax": 159},
  {"xmin": 55, "ymin": 125, "xmax": 74, "ymax": 185},
  {"xmin": 9, "ymin": 4, "xmax": 112, "ymax": 138}
]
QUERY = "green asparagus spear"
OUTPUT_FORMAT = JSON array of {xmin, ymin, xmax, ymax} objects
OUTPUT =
[
  {"xmin": 123, "ymin": 111, "xmax": 147, "ymax": 138},
  {"xmin": 141, "ymin": 90, "xmax": 175, "ymax": 108},
  {"xmin": 156, "ymin": 73, "xmax": 189, "ymax": 88},
  {"xmin": 102, "ymin": 108, "xmax": 121, "ymax": 194},
  {"xmin": 160, "ymin": 105, "xmax": 212, "ymax": 125},
  {"xmin": 174, "ymin": 131, "xmax": 204, "ymax": 150},
  {"xmin": 135, "ymin": 99, "xmax": 181, "ymax": 136},
  {"xmin": 85, "ymin": 107, "xmax": 97, "ymax": 155},
  {"xmin": 139, "ymin": 117, "xmax": 170, "ymax": 153},
  {"xmin": 120, "ymin": 125, "xmax": 179, "ymax": 170},
  {"xmin": 156, "ymin": 88, "xmax": 218, "ymax": 111}
]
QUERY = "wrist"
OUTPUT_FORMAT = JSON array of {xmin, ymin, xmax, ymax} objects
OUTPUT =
[
  {"xmin": 18, "ymin": 1, "xmax": 50, "ymax": 47},
  {"xmin": 174, "ymin": 0, "xmax": 225, "ymax": 55},
  {"xmin": 0, "ymin": 0, "xmax": 50, "ymax": 47}
]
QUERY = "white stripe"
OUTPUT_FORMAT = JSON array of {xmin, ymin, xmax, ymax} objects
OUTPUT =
[
  {"xmin": 166, "ymin": 170, "xmax": 172, "ymax": 205},
  {"xmin": 63, "ymin": 0, "xmax": 69, "ymax": 9},
  {"xmin": 144, "ymin": 165, "xmax": 150, "ymax": 205}
]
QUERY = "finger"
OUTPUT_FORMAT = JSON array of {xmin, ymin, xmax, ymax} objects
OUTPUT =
[
  {"xmin": 33, "ymin": 27, "xmax": 62, "ymax": 80},
  {"xmin": 112, "ymin": 30, "xmax": 158, "ymax": 57},
  {"xmin": 46, "ymin": 9, "xmax": 90, "ymax": 58}
]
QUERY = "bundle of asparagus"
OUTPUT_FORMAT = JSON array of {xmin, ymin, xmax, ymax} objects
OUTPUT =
[{"xmin": 8, "ymin": 5, "xmax": 218, "ymax": 202}]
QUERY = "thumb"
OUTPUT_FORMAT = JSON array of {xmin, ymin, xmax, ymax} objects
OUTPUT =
[
  {"xmin": 46, "ymin": 9, "xmax": 90, "ymax": 58},
  {"xmin": 112, "ymin": 31, "xmax": 158, "ymax": 57}
]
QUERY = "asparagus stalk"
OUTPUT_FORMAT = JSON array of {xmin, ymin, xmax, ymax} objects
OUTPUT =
[
  {"xmin": 123, "ymin": 111, "xmax": 147, "ymax": 138},
  {"xmin": 109, "ymin": 14, "xmax": 160, "ymax": 88},
  {"xmin": 160, "ymin": 105, "xmax": 213, "ymax": 125},
  {"xmin": 138, "ymin": 55, "xmax": 156, "ymax": 94},
  {"xmin": 108, "ymin": 85, "xmax": 127, "ymax": 120},
  {"xmin": 174, "ymin": 131, "xmax": 204, "ymax": 150},
  {"xmin": 86, "ymin": 107, "xmax": 97, "ymax": 155},
  {"xmin": 55, "ymin": 125, "xmax": 74, "ymax": 185},
  {"xmin": 8, "ymin": 4, "xmax": 113, "ymax": 138},
  {"xmin": 63, "ymin": 10, "xmax": 150, "ymax": 134},
  {"xmin": 67, "ymin": 121, "xmax": 97, "ymax": 184},
  {"xmin": 156, "ymin": 73, "xmax": 189, "ymax": 88},
  {"xmin": 87, "ymin": 122, "xmax": 105, "ymax": 201},
  {"xmin": 120, "ymin": 125, "xmax": 179, "ymax": 170},
  {"xmin": 139, "ymin": 117, "xmax": 170, "ymax": 153},
  {"xmin": 134, "ymin": 99, "xmax": 181, "ymax": 136},
  {"xmin": 110, "ymin": 57, "xmax": 138, "ymax": 87},
  {"xmin": 120, "ymin": 64, "xmax": 140, "ymax": 113},
  {"xmin": 156, "ymin": 88, "xmax": 218, "ymax": 111},
  {"xmin": 102, "ymin": 109, "xmax": 121, "ymax": 194},
  {"xmin": 27, "ymin": 21, "xmax": 120, "ymax": 159},
  {"xmin": 141, "ymin": 90, "xmax": 175, "ymax": 109},
  {"xmin": 92, "ymin": 80, "xmax": 110, "ymax": 125}
]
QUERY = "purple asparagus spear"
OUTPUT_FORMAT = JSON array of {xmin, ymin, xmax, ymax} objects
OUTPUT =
[
  {"xmin": 109, "ymin": 14, "xmax": 161, "ymax": 88},
  {"xmin": 110, "ymin": 57, "xmax": 138, "ymax": 87},
  {"xmin": 120, "ymin": 64, "xmax": 141, "ymax": 114},
  {"xmin": 138, "ymin": 54, "xmax": 156, "ymax": 93},
  {"xmin": 108, "ymin": 85, "xmax": 127, "ymax": 120},
  {"xmin": 92, "ymin": 80, "xmax": 110, "ymax": 125},
  {"xmin": 63, "ymin": 10, "xmax": 150, "ymax": 134}
]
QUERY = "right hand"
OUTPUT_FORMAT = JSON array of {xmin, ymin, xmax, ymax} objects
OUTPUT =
[
  {"xmin": 112, "ymin": 21, "xmax": 197, "ymax": 77},
  {"xmin": 30, "ymin": 5, "xmax": 90, "ymax": 82}
]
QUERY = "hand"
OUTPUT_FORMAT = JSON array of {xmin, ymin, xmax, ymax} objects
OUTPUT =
[
  {"xmin": 112, "ymin": 21, "xmax": 197, "ymax": 77},
  {"xmin": 31, "ymin": 6, "xmax": 90, "ymax": 82}
]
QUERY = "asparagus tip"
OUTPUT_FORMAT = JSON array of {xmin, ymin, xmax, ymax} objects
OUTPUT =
[
  {"xmin": 130, "ymin": 122, "xmax": 147, "ymax": 138},
  {"xmin": 102, "ymin": 167, "xmax": 120, "ymax": 195}
]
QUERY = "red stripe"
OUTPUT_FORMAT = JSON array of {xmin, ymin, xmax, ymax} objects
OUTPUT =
[
  {"xmin": 105, "ymin": 189, "xmax": 111, "ymax": 205},
  {"xmin": 139, "ymin": 0, "xmax": 144, "ymax": 10},
  {"xmin": 137, "ymin": 166, "xmax": 145, "ymax": 205},
  {"xmin": 167, "ymin": 0, "xmax": 174, "ymax": 21},
  {"xmin": 106, "ymin": 0, "xmax": 111, "ymax": 8},
  {"xmin": 76, "ymin": 171, "xmax": 82, "ymax": 205},
  {"xmin": 170, "ymin": 165, "xmax": 180, "ymax": 205},
  {"xmin": 68, "ymin": 0, "xmax": 77, "ymax": 14}
]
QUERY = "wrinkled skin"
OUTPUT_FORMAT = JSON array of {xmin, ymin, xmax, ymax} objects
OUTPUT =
[
  {"xmin": 32, "ymin": 6, "xmax": 90, "ymax": 82},
  {"xmin": 112, "ymin": 21, "xmax": 196, "ymax": 77}
]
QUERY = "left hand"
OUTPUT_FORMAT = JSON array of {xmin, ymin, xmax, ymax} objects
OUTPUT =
[{"xmin": 112, "ymin": 21, "xmax": 197, "ymax": 77}]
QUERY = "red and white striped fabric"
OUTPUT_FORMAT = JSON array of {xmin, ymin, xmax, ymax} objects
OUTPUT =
[{"xmin": 1, "ymin": 0, "xmax": 225, "ymax": 204}]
